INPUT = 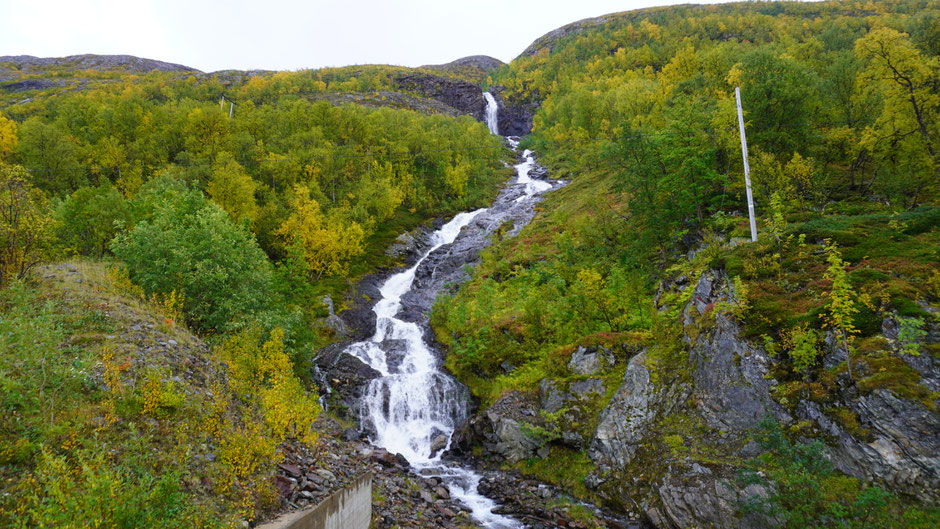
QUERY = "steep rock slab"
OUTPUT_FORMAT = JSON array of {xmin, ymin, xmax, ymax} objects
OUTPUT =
[{"xmin": 395, "ymin": 72, "xmax": 486, "ymax": 121}]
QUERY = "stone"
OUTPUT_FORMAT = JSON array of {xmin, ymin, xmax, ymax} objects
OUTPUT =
[
  {"xmin": 385, "ymin": 231, "xmax": 418, "ymax": 258},
  {"xmin": 648, "ymin": 464, "xmax": 774, "ymax": 529},
  {"xmin": 493, "ymin": 417, "xmax": 541, "ymax": 463},
  {"xmin": 591, "ymin": 351, "xmax": 675, "ymax": 470},
  {"xmin": 274, "ymin": 475, "xmax": 293, "ymax": 497},
  {"xmin": 569, "ymin": 378, "xmax": 604, "ymax": 399},
  {"xmin": 430, "ymin": 434, "xmax": 448, "ymax": 454},
  {"xmin": 277, "ymin": 463, "xmax": 301, "ymax": 478},
  {"xmin": 343, "ymin": 428, "xmax": 360, "ymax": 442},
  {"xmin": 311, "ymin": 343, "xmax": 381, "ymax": 419},
  {"xmin": 539, "ymin": 379, "xmax": 572, "ymax": 414},
  {"xmin": 567, "ymin": 346, "xmax": 612, "ymax": 375}
]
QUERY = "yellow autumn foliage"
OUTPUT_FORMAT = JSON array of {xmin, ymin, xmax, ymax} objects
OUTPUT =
[{"xmin": 277, "ymin": 185, "xmax": 365, "ymax": 279}]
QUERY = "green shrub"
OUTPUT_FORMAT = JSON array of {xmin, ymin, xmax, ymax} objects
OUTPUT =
[
  {"xmin": 739, "ymin": 417, "xmax": 938, "ymax": 528},
  {"xmin": 111, "ymin": 177, "xmax": 274, "ymax": 332}
]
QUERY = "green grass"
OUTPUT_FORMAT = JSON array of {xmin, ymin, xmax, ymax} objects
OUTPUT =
[{"xmin": 511, "ymin": 446, "xmax": 597, "ymax": 501}]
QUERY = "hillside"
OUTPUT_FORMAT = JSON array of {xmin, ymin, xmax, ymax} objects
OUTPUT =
[
  {"xmin": 430, "ymin": 0, "xmax": 940, "ymax": 528},
  {"xmin": 1, "ymin": 1, "xmax": 939, "ymax": 528}
]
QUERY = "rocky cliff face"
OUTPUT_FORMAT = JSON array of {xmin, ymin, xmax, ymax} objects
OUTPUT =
[
  {"xmin": 456, "ymin": 268, "xmax": 939, "ymax": 528},
  {"xmin": 392, "ymin": 72, "xmax": 537, "ymax": 135},
  {"xmin": 395, "ymin": 72, "xmax": 488, "ymax": 121},
  {"xmin": 490, "ymin": 87, "xmax": 538, "ymax": 136}
]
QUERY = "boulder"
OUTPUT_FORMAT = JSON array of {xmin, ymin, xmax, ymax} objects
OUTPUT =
[
  {"xmin": 591, "ymin": 351, "xmax": 685, "ymax": 470},
  {"xmin": 449, "ymin": 391, "xmax": 543, "ymax": 463},
  {"xmin": 568, "ymin": 345, "xmax": 613, "ymax": 375},
  {"xmin": 311, "ymin": 342, "xmax": 381, "ymax": 419},
  {"xmin": 648, "ymin": 464, "xmax": 774, "ymax": 529}
]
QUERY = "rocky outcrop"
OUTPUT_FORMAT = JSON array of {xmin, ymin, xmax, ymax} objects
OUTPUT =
[
  {"xmin": 391, "ymin": 73, "xmax": 538, "ymax": 135},
  {"xmin": 395, "ymin": 72, "xmax": 486, "ymax": 121},
  {"xmin": 591, "ymin": 352, "xmax": 686, "ymax": 472},
  {"xmin": 569, "ymin": 345, "xmax": 615, "ymax": 375},
  {"xmin": 490, "ymin": 87, "xmax": 538, "ymax": 136},
  {"xmin": 798, "ymin": 388, "xmax": 940, "ymax": 501},
  {"xmin": 451, "ymin": 391, "xmax": 545, "ymax": 463},
  {"xmin": 312, "ymin": 342, "xmax": 381, "ymax": 420},
  {"xmin": 687, "ymin": 274, "xmax": 787, "ymax": 432},
  {"xmin": 648, "ymin": 464, "xmax": 773, "ymax": 529},
  {"xmin": 583, "ymin": 268, "xmax": 939, "ymax": 528}
]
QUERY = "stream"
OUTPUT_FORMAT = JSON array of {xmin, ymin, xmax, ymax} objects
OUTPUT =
[{"xmin": 342, "ymin": 93, "xmax": 560, "ymax": 529}]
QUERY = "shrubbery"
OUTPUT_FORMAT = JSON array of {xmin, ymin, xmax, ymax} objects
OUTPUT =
[{"xmin": 111, "ymin": 176, "xmax": 274, "ymax": 332}]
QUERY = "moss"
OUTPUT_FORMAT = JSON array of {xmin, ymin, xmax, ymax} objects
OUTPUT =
[
  {"xmin": 855, "ymin": 353, "xmax": 938, "ymax": 411},
  {"xmin": 827, "ymin": 407, "xmax": 871, "ymax": 440},
  {"xmin": 511, "ymin": 446, "xmax": 597, "ymax": 501}
]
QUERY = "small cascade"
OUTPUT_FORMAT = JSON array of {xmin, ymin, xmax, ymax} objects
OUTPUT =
[
  {"xmin": 483, "ymin": 92, "xmax": 499, "ymax": 135},
  {"xmin": 343, "ymin": 93, "xmax": 556, "ymax": 529}
]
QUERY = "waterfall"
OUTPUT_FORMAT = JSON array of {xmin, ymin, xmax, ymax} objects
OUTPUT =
[
  {"xmin": 343, "ymin": 95, "xmax": 555, "ymax": 529},
  {"xmin": 483, "ymin": 92, "xmax": 499, "ymax": 135}
]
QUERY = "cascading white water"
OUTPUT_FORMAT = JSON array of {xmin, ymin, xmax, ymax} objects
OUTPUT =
[
  {"xmin": 483, "ymin": 92, "xmax": 499, "ymax": 135},
  {"xmin": 348, "ymin": 209, "xmax": 485, "ymax": 463},
  {"xmin": 344, "ymin": 93, "xmax": 553, "ymax": 529}
]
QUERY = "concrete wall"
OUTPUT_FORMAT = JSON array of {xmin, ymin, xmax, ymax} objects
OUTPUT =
[{"xmin": 257, "ymin": 473, "xmax": 372, "ymax": 529}]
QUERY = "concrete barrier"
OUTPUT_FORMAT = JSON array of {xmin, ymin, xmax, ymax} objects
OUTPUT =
[{"xmin": 257, "ymin": 472, "xmax": 372, "ymax": 529}]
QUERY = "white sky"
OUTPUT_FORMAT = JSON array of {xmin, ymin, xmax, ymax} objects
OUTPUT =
[{"xmin": 2, "ymin": 0, "xmax": 743, "ymax": 72}]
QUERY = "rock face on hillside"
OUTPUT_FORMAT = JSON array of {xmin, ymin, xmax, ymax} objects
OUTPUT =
[
  {"xmin": 395, "ymin": 72, "xmax": 487, "ymax": 121},
  {"xmin": 0, "ymin": 54, "xmax": 199, "ymax": 73},
  {"xmin": 489, "ymin": 87, "xmax": 538, "ymax": 136},
  {"xmin": 455, "ymin": 267, "xmax": 939, "ymax": 528},
  {"xmin": 393, "ymin": 72, "xmax": 538, "ymax": 135}
]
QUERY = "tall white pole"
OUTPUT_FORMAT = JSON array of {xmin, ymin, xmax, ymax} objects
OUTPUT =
[
  {"xmin": 735, "ymin": 86, "xmax": 758, "ymax": 242},
  {"xmin": 220, "ymin": 95, "xmax": 225, "ymax": 111},
  {"xmin": 229, "ymin": 102, "xmax": 234, "ymax": 118}
]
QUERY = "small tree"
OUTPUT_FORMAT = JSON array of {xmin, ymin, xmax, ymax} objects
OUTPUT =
[
  {"xmin": 0, "ymin": 162, "xmax": 55, "ymax": 283},
  {"xmin": 823, "ymin": 240, "xmax": 859, "ymax": 379},
  {"xmin": 112, "ymin": 179, "xmax": 273, "ymax": 331},
  {"xmin": 276, "ymin": 185, "xmax": 364, "ymax": 280},
  {"xmin": 54, "ymin": 184, "xmax": 129, "ymax": 257}
]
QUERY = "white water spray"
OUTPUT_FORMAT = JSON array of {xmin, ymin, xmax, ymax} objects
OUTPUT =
[{"xmin": 483, "ymin": 92, "xmax": 499, "ymax": 135}]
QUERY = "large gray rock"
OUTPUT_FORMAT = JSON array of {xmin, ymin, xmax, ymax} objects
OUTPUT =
[
  {"xmin": 492, "ymin": 417, "xmax": 542, "ymax": 463},
  {"xmin": 798, "ymin": 389, "xmax": 940, "ymax": 502},
  {"xmin": 685, "ymin": 270, "xmax": 787, "ymax": 432},
  {"xmin": 539, "ymin": 379, "xmax": 572, "ymax": 414},
  {"xmin": 320, "ymin": 295, "xmax": 350, "ymax": 338},
  {"xmin": 568, "ymin": 345, "xmax": 613, "ymax": 375},
  {"xmin": 648, "ymin": 464, "xmax": 774, "ymax": 529},
  {"xmin": 690, "ymin": 313, "xmax": 785, "ymax": 432},
  {"xmin": 311, "ymin": 343, "xmax": 381, "ymax": 420},
  {"xmin": 449, "ymin": 391, "xmax": 543, "ymax": 463},
  {"xmin": 590, "ymin": 352, "xmax": 684, "ymax": 470}
]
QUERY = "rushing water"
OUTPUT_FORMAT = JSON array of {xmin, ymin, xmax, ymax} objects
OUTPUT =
[
  {"xmin": 483, "ymin": 92, "xmax": 500, "ymax": 135},
  {"xmin": 344, "ymin": 92, "xmax": 551, "ymax": 529}
]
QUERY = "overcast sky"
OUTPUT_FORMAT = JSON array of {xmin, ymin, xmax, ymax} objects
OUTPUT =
[{"xmin": 3, "ymin": 0, "xmax": 744, "ymax": 72}]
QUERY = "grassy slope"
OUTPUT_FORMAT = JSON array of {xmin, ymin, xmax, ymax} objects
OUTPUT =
[{"xmin": 0, "ymin": 261, "xmax": 308, "ymax": 527}]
